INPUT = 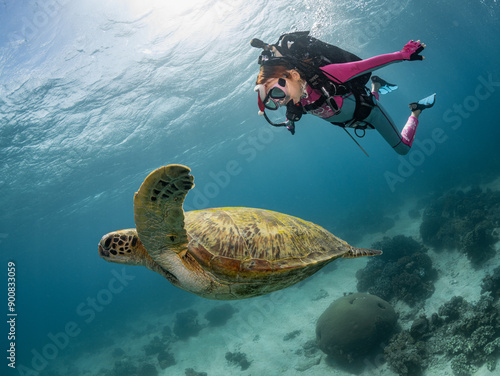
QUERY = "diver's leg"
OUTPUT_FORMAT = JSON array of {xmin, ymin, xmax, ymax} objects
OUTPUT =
[
  {"xmin": 365, "ymin": 103, "xmax": 411, "ymax": 155},
  {"xmin": 401, "ymin": 94, "xmax": 437, "ymax": 149},
  {"xmin": 400, "ymin": 115, "xmax": 419, "ymax": 148},
  {"xmin": 371, "ymin": 81, "xmax": 380, "ymax": 101}
]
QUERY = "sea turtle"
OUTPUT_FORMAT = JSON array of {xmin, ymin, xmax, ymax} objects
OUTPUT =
[{"xmin": 98, "ymin": 164, "xmax": 381, "ymax": 300}]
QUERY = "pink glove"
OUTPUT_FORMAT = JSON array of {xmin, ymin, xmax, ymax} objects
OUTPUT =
[{"xmin": 401, "ymin": 40, "xmax": 425, "ymax": 60}]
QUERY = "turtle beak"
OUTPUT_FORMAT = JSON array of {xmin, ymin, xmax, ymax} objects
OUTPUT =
[
  {"xmin": 98, "ymin": 244, "xmax": 107, "ymax": 257},
  {"xmin": 98, "ymin": 234, "xmax": 112, "ymax": 259},
  {"xmin": 97, "ymin": 229, "xmax": 144, "ymax": 266}
]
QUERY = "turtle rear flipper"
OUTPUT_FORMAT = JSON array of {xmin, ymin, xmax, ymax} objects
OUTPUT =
[
  {"xmin": 134, "ymin": 164, "xmax": 194, "ymax": 258},
  {"xmin": 342, "ymin": 246, "xmax": 382, "ymax": 259}
]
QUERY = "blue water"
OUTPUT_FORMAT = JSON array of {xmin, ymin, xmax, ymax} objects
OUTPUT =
[{"xmin": 1, "ymin": 0, "xmax": 500, "ymax": 374}]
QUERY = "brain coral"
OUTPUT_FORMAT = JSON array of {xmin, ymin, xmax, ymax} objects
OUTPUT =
[{"xmin": 316, "ymin": 293, "xmax": 397, "ymax": 363}]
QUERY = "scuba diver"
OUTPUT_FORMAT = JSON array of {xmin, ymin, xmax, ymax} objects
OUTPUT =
[{"xmin": 252, "ymin": 31, "xmax": 436, "ymax": 156}]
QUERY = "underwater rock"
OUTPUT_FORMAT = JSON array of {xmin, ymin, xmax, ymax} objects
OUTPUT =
[
  {"xmin": 315, "ymin": 293, "xmax": 397, "ymax": 363},
  {"xmin": 185, "ymin": 368, "xmax": 207, "ymax": 376},
  {"xmin": 157, "ymin": 350, "xmax": 176, "ymax": 369},
  {"xmin": 173, "ymin": 309, "xmax": 204, "ymax": 340},
  {"xmin": 356, "ymin": 235, "xmax": 437, "ymax": 306},
  {"xmin": 204, "ymin": 304, "xmax": 238, "ymax": 327},
  {"xmin": 225, "ymin": 351, "xmax": 251, "ymax": 371},
  {"xmin": 419, "ymin": 188, "xmax": 500, "ymax": 266}
]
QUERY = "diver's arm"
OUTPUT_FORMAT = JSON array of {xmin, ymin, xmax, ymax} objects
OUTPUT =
[{"xmin": 320, "ymin": 40, "xmax": 425, "ymax": 83}]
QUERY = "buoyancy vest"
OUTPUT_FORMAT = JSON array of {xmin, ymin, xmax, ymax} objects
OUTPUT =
[{"xmin": 273, "ymin": 31, "xmax": 374, "ymax": 124}]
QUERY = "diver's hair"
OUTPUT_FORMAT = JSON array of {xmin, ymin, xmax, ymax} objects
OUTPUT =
[
  {"xmin": 256, "ymin": 57, "xmax": 310, "ymax": 85},
  {"xmin": 256, "ymin": 64, "xmax": 291, "ymax": 85}
]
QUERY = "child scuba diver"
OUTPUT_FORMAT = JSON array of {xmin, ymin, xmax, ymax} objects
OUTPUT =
[{"xmin": 252, "ymin": 31, "xmax": 436, "ymax": 156}]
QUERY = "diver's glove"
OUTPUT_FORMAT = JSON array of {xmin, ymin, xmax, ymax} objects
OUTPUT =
[{"xmin": 401, "ymin": 40, "xmax": 425, "ymax": 60}]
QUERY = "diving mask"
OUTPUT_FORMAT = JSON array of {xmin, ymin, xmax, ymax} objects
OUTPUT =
[{"xmin": 255, "ymin": 78, "xmax": 289, "ymax": 112}]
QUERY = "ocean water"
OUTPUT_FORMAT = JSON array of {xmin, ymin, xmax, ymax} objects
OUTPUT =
[{"xmin": 1, "ymin": 0, "xmax": 500, "ymax": 375}]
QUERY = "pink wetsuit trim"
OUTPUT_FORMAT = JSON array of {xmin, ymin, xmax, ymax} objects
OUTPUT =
[
  {"xmin": 320, "ymin": 51, "xmax": 405, "ymax": 83},
  {"xmin": 300, "ymin": 51, "xmax": 406, "ymax": 118},
  {"xmin": 401, "ymin": 115, "xmax": 419, "ymax": 147}
]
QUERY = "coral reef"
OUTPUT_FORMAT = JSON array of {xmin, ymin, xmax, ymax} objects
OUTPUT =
[
  {"xmin": 142, "ymin": 327, "xmax": 176, "ymax": 370},
  {"xmin": 384, "ymin": 295, "xmax": 500, "ymax": 376},
  {"xmin": 384, "ymin": 330, "xmax": 427, "ymax": 376},
  {"xmin": 157, "ymin": 350, "xmax": 176, "ymax": 370},
  {"xmin": 436, "ymin": 295, "xmax": 500, "ymax": 374},
  {"xmin": 482, "ymin": 266, "xmax": 500, "ymax": 301},
  {"xmin": 204, "ymin": 304, "xmax": 238, "ymax": 327},
  {"xmin": 315, "ymin": 293, "xmax": 397, "ymax": 363},
  {"xmin": 173, "ymin": 309, "xmax": 204, "ymax": 339},
  {"xmin": 420, "ymin": 187, "xmax": 500, "ymax": 266},
  {"xmin": 225, "ymin": 351, "xmax": 252, "ymax": 371},
  {"xmin": 356, "ymin": 235, "xmax": 437, "ymax": 306},
  {"xmin": 143, "ymin": 336, "xmax": 165, "ymax": 356}
]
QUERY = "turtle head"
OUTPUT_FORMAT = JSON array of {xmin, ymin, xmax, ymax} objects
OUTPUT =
[
  {"xmin": 98, "ymin": 228, "xmax": 181, "ymax": 286},
  {"xmin": 98, "ymin": 229, "xmax": 149, "ymax": 266}
]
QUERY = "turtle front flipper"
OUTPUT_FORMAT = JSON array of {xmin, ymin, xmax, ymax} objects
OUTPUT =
[{"xmin": 133, "ymin": 164, "xmax": 194, "ymax": 259}]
